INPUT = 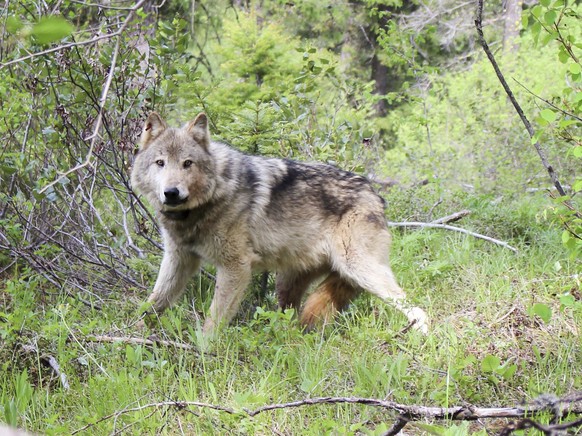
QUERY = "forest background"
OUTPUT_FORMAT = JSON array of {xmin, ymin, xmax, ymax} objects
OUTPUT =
[{"xmin": 0, "ymin": 0, "xmax": 580, "ymax": 434}]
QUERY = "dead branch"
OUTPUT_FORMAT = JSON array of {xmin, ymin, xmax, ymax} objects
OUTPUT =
[
  {"xmin": 474, "ymin": 0, "xmax": 569, "ymax": 200},
  {"xmin": 499, "ymin": 416, "xmax": 582, "ymax": 435},
  {"xmin": 382, "ymin": 416, "xmax": 408, "ymax": 436},
  {"xmin": 0, "ymin": 1, "xmax": 157, "ymax": 297},
  {"xmin": 39, "ymin": 34, "xmax": 121, "ymax": 195},
  {"xmin": 71, "ymin": 400, "xmax": 238, "ymax": 435},
  {"xmin": 431, "ymin": 209, "xmax": 471, "ymax": 224},
  {"xmin": 0, "ymin": 0, "xmax": 147, "ymax": 70},
  {"xmin": 512, "ymin": 78, "xmax": 582, "ymax": 123},
  {"xmin": 71, "ymin": 392, "xmax": 582, "ymax": 435},
  {"xmin": 387, "ymin": 220, "xmax": 518, "ymax": 253},
  {"xmin": 38, "ymin": 0, "xmax": 146, "ymax": 194}
]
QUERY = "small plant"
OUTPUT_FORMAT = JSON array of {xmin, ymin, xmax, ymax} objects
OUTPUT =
[
  {"xmin": 2, "ymin": 370, "xmax": 33, "ymax": 427},
  {"xmin": 481, "ymin": 354, "xmax": 518, "ymax": 384}
]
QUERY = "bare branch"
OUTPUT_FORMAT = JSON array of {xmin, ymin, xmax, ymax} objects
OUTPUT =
[
  {"xmin": 474, "ymin": 0, "xmax": 568, "ymax": 198},
  {"xmin": 512, "ymin": 78, "xmax": 582, "ymax": 123},
  {"xmin": 39, "ymin": 10, "xmax": 124, "ymax": 194},
  {"xmin": 431, "ymin": 209, "xmax": 471, "ymax": 224},
  {"xmin": 71, "ymin": 392, "xmax": 582, "ymax": 434},
  {"xmin": 387, "ymin": 220, "xmax": 518, "ymax": 253},
  {"xmin": 71, "ymin": 400, "xmax": 238, "ymax": 435},
  {"xmin": 0, "ymin": 0, "xmax": 147, "ymax": 70},
  {"xmin": 382, "ymin": 416, "xmax": 408, "ymax": 436}
]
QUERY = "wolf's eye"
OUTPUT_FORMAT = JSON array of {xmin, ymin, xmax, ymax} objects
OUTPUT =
[
  {"xmin": 183, "ymin": 160, "xmax": 193, "ymax": 168},
  {"xmin": 155, "ymin": 159, "xmax": 164, "ymax": 167}
]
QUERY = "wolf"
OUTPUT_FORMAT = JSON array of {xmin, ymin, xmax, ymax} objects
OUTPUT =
[{"xmin": 131, "ymin": 112, "xmax": 428, "ymax": 335}]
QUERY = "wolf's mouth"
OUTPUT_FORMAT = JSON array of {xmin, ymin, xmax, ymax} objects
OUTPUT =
[
  {"xmin": 163, "ymin": 198, "xmax": 188, "ymax": 207},
  {"xmin": 161, "ymin": 209, "xmax": 191, "ymax": 221}
]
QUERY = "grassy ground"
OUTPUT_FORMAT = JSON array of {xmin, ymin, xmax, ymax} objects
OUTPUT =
[{"xmin": 1, "ymin": 191, "xmax": 580, "ymax": 435}]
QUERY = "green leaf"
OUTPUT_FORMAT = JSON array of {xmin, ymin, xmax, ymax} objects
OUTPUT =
[
  {"xmin": 540, "ymin": 108, "xmax": 557, "ymax": 123},
  {"xmin": 531, "ymin": 21, "xmax": 542, "ymax": 44},
  {"xmin": 559, "ymin": 293, "xmax": 575, "ymax": 308},
  {"xmin": 531, "ymin": 129, "xmax": 543, "ymax": 144},
  {"xmin": 558, "ymin": 48, "xmax": 570, "ymax": 63},
  {"xmin": 531, "ymin": 303, "xmax": 552, "ymax": 323},
  {"xmin": 558, "ymin": 119, "xmax": 577, "ymax": 128},
  {"xmin": 3, "ymin": 399, "xmax": 18, "ymax": 427},
  {"xmin": 573, "ymin": 179, "xmax": 582, "ymax": 192},
  {"xmin": 481, "ymin": 354, "xmax": 501, "ymax": 372},
  {"xmin": 415, "ymin": 423, "xmax": 447, "ymax": 436},
  {"xmin": 540, "ymin": 31, "xmax": 557, "ymax": 46},
  {"xmin": 569, "ymin": 63, "xmax": 581, "ymax": 75},
  {"xmin": 572, "ymin": 146, "xmax": 582, "ymax": 157},
  {"xmin": 539, "ymin": 0, "xmax": 551, "ymax": 6},
  {"xmin": 31, "ymin": 16, "xmax": 74, "ymax": 44},
  {"xmin": 6, "ymin": 16, "xmax": 23, "ymax": 34},
  {"xmin": 299, "ymin": 378, "xmax": 316, "ymax": 393},
  {"xmin": 125, "ymin": 344, "xmax": 136, "ymax": 363},
  {"xmin": 544, "ymin": 10, "xmax": 557, "ymax": 26},
  {"xmin": 501, "ymin": 364, "xmax": 518, "ymax": 380},
  {"xmin": 531, "ymin": 5, "xmax": 543, "ymax": 18}
]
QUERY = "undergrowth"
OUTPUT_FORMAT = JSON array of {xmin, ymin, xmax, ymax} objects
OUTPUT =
[{"xmin": 1, "ymin": 192, "xmax": 580, "ymax": 435}]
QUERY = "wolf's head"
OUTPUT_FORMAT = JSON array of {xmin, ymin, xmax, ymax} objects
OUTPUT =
[{"xmin": 131, "ymin": 112, "xmax": 217, "ymax": 219}]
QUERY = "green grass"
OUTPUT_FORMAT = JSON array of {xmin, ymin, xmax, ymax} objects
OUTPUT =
[{"xmin": 1, "ymin": 192, "xmax": 581, "ymax": 435}]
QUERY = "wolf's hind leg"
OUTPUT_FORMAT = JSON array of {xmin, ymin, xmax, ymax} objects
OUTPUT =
[
  {"xmin": 300, "ymin": 272, "xmax": 359, "ymax": 329},
  {"xmin": 331, "ymin": 222, "xmax": 428, "ymax": 333},
  {"xmin": 147, "ymin": 251, "xmax": 200, "ymax": 313},
  {"xmin": 275, "ymin": 270, "xmax": 321, "ymax": 311},
  {"xmin": 337, "ymin": 260, "xmax": 428, "ymax": 333}
]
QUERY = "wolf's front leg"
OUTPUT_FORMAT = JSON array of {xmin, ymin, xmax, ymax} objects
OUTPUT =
[
  {"xmin": 203, "ymin": 263, "xmax": 252, "ymax": 335},
  {"xmin": 147, "ymin": 250, "xmax": 201, "ymax": 314}
]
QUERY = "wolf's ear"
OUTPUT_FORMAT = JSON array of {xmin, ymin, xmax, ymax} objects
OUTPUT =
[
  {"xmin": 185, "ymin": 113, "xmax": 210, "ymax": 150},
  {"xmin": 140, "ymin": 112, "xmax": 167, "ymax": 150}
]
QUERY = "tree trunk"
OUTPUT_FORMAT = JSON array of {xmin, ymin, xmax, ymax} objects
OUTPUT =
[
  {"xmin": 371, "ymin": 52, "xmax": 390, "ymax": 117},
  {"xmin": 503, "ymin": 0, "xmax": 522, "ymax": 51}
]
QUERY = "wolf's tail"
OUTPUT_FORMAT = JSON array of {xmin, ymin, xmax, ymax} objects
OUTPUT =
[{"xmin": 300, "ymin": 272, "xmax": 359, "ymax": 329}]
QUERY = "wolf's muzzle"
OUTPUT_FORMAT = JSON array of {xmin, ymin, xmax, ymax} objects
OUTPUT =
[{"xmin": 163, "ymin": 187, "xmax": 187, "ymax": 206}]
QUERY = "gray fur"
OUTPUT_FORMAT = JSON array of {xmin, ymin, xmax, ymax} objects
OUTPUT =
[{"xmin": 131, "ymin": 113, "xmax": 428, "ymax": 334}]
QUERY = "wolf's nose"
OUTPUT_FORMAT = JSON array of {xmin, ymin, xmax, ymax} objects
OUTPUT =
[{"xmin": 164, "ymin": 188, "xmax": 180, "ymax": 202}]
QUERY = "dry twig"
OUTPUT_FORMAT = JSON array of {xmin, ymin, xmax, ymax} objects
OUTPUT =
[
  {"xmin": 71, "ymin": 392, "xmax": 582, "ymax": 435},
  {"xmin": 474, "ymin": 0, "xmax": 575, "ymax": 204},
  {"xmin": 387, "ymin": 220, "xmax": 518, "ymax": 253},
  {"xmin": 0, "ymin": 0, "xmax": 147, "ymax": 70},
  {"xmin": 38, "ymin": 0, "xmax": 146, "ymax": 194},
  {"xmin": 431, "ymin": 209, "xmax": 471, "ymax": 224}
]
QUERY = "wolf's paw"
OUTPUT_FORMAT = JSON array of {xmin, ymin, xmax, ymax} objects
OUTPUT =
[{"xmin": 408, "ymin": 307, "xmax": 429, "ymax": 334}]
